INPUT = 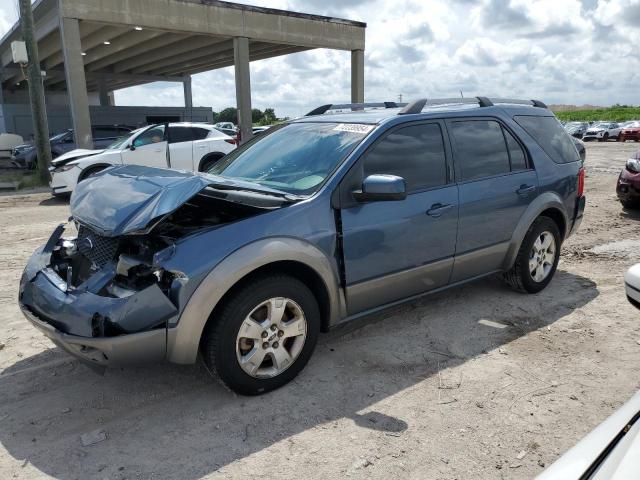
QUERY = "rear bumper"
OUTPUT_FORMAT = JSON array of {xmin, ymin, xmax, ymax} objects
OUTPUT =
[{"xmin": 569, "ymin": 195, "xmax": 586, "ymax": 237}]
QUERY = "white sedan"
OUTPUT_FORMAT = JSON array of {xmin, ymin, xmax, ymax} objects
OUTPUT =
[{"xmin": 49, "ymin": 122, "xmax": 236, "ymax": 197}]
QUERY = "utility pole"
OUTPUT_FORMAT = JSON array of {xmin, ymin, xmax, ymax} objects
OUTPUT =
[{"xmin": 18, "ymin": 0, "xmax": 52, "ymax": 183}]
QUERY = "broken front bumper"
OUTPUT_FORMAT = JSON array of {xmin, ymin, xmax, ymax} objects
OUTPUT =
[{"xmin": 18, "ymin": 230, "xmax": 177, "ymax": 369}]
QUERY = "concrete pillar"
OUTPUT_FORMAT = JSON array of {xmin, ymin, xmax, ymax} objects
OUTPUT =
[
  {"xmin": 108, "ymin": 91, "xmax": 115, "ymax": 106},
  {"xmin": 60, "ymin": 17, "xmax": 93, "ymax": 148},
  {"xmin": 233, "ymin": 37, "xmax": 253, "ymax": 144},
  {"xmin": 98, "ymin": 78, "xmax": 110, "ymax": 106},
  {"xmin": 351, "ymin": 49, "xmax": 364, "ymax": 103},
  {"xmin": 183, "ymin": 75, "xmax": 193, "ymax": 121}
]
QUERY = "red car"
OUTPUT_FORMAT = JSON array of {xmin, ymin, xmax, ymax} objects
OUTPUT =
[
  {"xmin": 619, "ymin": 122, "xmax": 640, "ymax": 142},
  {"xmin": 617, "ymin": 150, "xmax": 640, "ymax": 209}
]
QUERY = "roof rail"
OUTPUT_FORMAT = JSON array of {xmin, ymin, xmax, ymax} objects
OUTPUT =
[
  {"xmin": 398, "ymin": 96, "xmax": 548, "ymax": 115},
  {"xmin": 490, "ymin": 98, "xmax": 548, "ymax": 108},
  {"xmin": 305, "ymin": 102, "xmax": 402, "ymax": 116}
]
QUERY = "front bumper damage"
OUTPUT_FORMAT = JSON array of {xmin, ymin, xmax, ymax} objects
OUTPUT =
[{"xmin": 18, "ymin": 225, "xmax": 178, "ymax": 370}]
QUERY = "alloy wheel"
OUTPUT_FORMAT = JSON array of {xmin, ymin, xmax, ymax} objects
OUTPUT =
[
  {"xmin": 235, "ymin": 297, "xmax": 307, "ymax": 378},
  {"xmin": 529, "ymin": 231, "xmax": 556, "ymax": 282}
]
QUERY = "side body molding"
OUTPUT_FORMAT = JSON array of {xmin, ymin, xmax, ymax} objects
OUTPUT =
[
  {"xmin": 502, "ymin": 191, "xmax": 569, "ymax": 271},
  {"xmin": 166, "ymin": 237, "xmax": 343, "ymax": 364}
]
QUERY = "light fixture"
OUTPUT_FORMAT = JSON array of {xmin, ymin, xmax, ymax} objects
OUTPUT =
[
  {"xmin": 134, "ymin": 26, "xmax": 143, "ymax": 31},
  {"xmin": 103, "ymin": 41, "xmax": 111, "ymax": 45},
  {"xmin": 81, "ymin": 52, "xmax": 87, "ymax": 56}
]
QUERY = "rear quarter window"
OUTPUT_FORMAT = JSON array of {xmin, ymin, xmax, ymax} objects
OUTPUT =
[{"xmin": 514, "ymin": 115, "xmax": 579, "ymax": 164}]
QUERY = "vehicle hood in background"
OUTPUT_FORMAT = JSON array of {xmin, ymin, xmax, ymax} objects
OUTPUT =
[
  {"xmin": 71, "ymin": 165, "xmax": 292, "ymax": 237},
  {"xmin": 52, "ymin": 148, "xmax": 105, "ymax": 165}
]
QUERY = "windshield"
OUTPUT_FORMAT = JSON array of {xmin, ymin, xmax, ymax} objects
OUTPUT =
[
  {"xmin": 106, "ymin": 128, "xmax": 144, "ymax": 150},
  {"xmin": 208, "ymin": 122, "xmax": 373, "ymax": 195},
  {"xmin": 49, "ymin": 131, "xmax": 70, "ymax": 141}
]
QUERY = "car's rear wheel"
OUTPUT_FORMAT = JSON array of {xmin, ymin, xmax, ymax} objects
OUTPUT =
[
  {"xmin": 504, "ymin": 216, "xmax": 561, "ymax": 293},
  {"xmin": 201, "ymin": 274, "xmax": 320, "ymax": 395},
  {"xmin": 199, "ymin": 153, "xmax": 225, "ymax": 172},
  {"xmin": 621, "ymin": 198, "xmax": 640, "ymax": 210}
]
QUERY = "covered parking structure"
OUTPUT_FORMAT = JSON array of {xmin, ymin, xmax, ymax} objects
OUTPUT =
[{"xmin": 0, "ymin": 0, "xmax": 366, "ymax": 147}]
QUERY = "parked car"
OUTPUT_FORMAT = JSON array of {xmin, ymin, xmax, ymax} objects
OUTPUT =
[
  {"xmin": 626, "ymin": 263, "xmax": 640, "ymax": 308},
  {"xmin": 48, "ymin": 122, "xmax": 236, "ymax": 197},
  {"xmin": 572, "ymin": 137, "xmax": 586, "ymax": 163},
  {"xmin": 564, "ymin": 122, "xmax": 588, "ymax": 139},
  {"xmin": 616, "ymin": 149, "xmax": 640, "ymax": 209},
  {"xmin": 0, "ymin": 133, "xmax": 24, "ymax": 159},
  {"xmin": 19, "ymin": 97, "xmax": 585, "ymax": 395},
  {"xmin": 537, "ymin": 389, "xmax": 640, "ymax": 479},
  {"xmin": 214, "ymin": 122, "xmax": 237, "ymax": 131},
  {"xmin": 213, "ymin": 126, "xmax": 239, "ymax": 138},
  {"xmin": 11, "ymin": 125, "xmax": 134, "ymax": 169},
  {"xmin": 618, "ymin": 121, "xmax": 640, "ymax": 142},
  {"xmin": 582, "ymin": 122, "xmax": 622, "ymax": 142},
  {"xmin": 252, "ymin": 126, "xmax": 271, "ymax": 135}
]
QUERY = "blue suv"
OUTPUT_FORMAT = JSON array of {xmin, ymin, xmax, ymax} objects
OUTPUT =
[{"xmin": 19, "ymin": 97, "xmax": 585, "ymax": 395}]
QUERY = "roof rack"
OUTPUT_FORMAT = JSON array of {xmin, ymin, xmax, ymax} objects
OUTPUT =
[
  {"xmin": 305, "ymin": 102, "xmax": 403, "ymax": 116},
  {"xmin": 398, "ymin": 97, "xmax": 547, "ymax": 115}
]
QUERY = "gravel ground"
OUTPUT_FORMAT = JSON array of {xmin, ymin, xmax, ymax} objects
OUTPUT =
[{"xmin": 0, "ymin": 141, "xmax": 639, "ymax": 479}]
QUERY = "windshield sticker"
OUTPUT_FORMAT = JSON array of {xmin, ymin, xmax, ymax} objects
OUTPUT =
[{"xmin": 333, "ymin": 124, "xmax": 374, "ymax": 134}]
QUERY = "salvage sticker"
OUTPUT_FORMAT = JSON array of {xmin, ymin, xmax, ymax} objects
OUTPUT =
[{"xmin": 333, "ymin": 123, "xmax": 374, "ymax": 134}]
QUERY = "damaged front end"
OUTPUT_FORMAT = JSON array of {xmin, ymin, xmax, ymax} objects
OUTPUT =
[{"xmin": 19, "ymin": 165, "xmax": 286, "ymax": 369}]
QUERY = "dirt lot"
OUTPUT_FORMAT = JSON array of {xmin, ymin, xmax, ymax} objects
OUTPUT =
[{"xmin": 0, "ymin": 141, "xmax": 639, "ymax": 479}]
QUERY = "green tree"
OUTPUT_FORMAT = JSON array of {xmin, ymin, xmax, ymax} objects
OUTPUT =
[
  {"xmin": 251, "ymin": 108, "xmax": 264, "ymax": 123},
  {"xmin": 217, "ymin": 107, "xmax": 238, "ymax": 124}
]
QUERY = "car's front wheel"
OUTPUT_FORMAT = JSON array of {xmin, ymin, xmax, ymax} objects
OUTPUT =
[
  {"xmin": 504, "ymin": 216, "xmax": 561, "ymax": 293},
  {"xmin": 201, "ymin": 274, "xmax": 320, "ymax": 395}
]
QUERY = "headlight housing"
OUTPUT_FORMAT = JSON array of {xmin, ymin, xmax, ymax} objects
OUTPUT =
[
  {"xmin": 626, "ymin": 158, "xmax": 640, "ymax": 173},
  {"xmin": 55, "ymin": 163, "xmax": 76, "ymax": 172}
]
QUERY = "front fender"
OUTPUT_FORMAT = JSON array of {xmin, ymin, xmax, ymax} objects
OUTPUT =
[
  {"xmin": 502, "ymin": 192, "xmax": 569, "ymax": 271},
  {"xmin": 166, "ymin": 237, "xmax": 342, "ymax": 364}
]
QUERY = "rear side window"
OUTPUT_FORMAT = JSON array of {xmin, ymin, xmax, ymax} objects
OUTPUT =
[
  {"xmin": 504, "ymin": 128, "xmax": 527, "ymax": 171},
  {"xmin": 192, "ymin": 127, "xmax": 210, "ymax": 140},
  {"xmin": 514, "ymin": 115, "xmax": 579, "ymax": 164},
  {"xmin": 450, "ymin": 120, "xmax": 510, "ymax": 181},
  {"xmin": 362, "ymin": 124, "xmax": 447, "ymax": 192}
]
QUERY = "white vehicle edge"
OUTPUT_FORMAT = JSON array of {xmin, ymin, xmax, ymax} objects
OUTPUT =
[
  {"xmin": 538, "ymin": 263, "xmax": 640, "ymax": 479},
  {"xmin": 49, "ymin": 123, "xmax": 236, "ymax": 197}
]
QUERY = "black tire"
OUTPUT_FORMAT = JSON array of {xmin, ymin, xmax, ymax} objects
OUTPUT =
[
  {"xmin": 621, "ymin": 198, "xmax": 640, "ymax": 210},
  {"xmin": 503, "ymin": 216, "xmax": 561, "ymax": 294},
  {"xmin": 201, "ymin": 274, "xmax": 320, "ymax": 395},
  {"xmin": 199, "ymin": 154, "xmax": 225, "ymax": 172},
  {"xmin": 79, "ymin": 165, "xmax": 107, "ymax": 182}
]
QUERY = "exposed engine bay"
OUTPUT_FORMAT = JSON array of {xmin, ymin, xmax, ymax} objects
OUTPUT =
[{"xmin": 39, "ymin": 190, "xmax": 274, "ymax": 337}]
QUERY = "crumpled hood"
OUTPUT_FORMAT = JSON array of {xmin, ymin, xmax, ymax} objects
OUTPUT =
[
  {"xmin": 53, "ymin": 148, "xmax": 104, "ymax": 165},
  {"xmin": 70, "ymin": 164, "xmax": 288, "ymax": 237}
]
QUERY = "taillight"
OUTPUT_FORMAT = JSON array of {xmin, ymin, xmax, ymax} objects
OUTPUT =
[
  {"xmin": 224, "ymin": 139, "xmax": 237, "ymax": 145},
  {"xmin": 577, "ymin": 167, "xmax": 585, "ymax": 197}
]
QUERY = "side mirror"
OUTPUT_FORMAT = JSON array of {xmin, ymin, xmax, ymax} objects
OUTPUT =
[
  {"xmin": 128, "ymin": 144, "xmax": 136, "ymax": 151},
  {"xmin": 352, "ymin": 174, "xmax": 407, "ymax": 202}
]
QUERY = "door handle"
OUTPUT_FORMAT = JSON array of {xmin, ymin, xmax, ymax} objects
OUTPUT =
[
  {"xmin": 516, "ymin": 185, "xmax": 536, "ymax": 197},
  {"xmin": 426, "ymin": 203, "xmax": 454, "ymax": 218}
]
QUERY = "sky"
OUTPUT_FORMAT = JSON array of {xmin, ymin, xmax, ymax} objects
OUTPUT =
[{"xmin": 0, "ymin": 0, "xmax": 639, "ymax": 118}]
